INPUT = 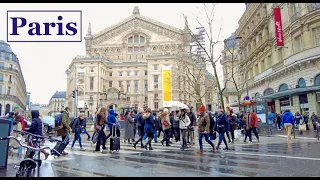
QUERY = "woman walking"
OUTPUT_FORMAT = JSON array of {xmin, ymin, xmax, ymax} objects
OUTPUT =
[
  {"xmin": 215, "ymin": 109, "xmax": 229, "ymax": 151},
  {"xmin": 95, "ymin": 108, "xmax": 107, "ymax": 152},
  {"xmin": 227, "ymin": 110, "xmax": 237, "ymax": 143},
  {"xmin": 143, "ymin": 108, "xmax": 155, "ymax": 150},
  {"xmin": 10, "ymin": 114, "xmax": 23, "ymax": 155},
  {"xmin": 71, "ymin": 113, "xmax": 86, "ymax": 151},
  {"xmin": 124, "ymin": 110, "xmax": 135, "ymax": 144},
  {"xmin": 177, "ymin": 108, "xmax": 190, "ymax": 150},
  {"xmin": 160, "ymin": 108, "xmax": 171, "ymax": 147}
]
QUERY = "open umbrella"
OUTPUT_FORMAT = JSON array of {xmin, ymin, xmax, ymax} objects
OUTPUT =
[{"xmin": 166, "ymin": 101, "xmax": 189, "ymax": 109}]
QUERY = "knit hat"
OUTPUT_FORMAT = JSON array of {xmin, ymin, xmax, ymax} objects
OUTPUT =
[{"xmin": 199, "ymin": 105, "xmax": 206, "ymax": 112}]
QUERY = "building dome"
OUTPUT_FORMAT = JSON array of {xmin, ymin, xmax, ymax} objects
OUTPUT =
[
  {"xmin": 0, "ymin": 40, "xmax": 13, "ymax": 53},
  {"xmin": 51, "ymin": 91, "xmax": 66, "ymax": 99}
]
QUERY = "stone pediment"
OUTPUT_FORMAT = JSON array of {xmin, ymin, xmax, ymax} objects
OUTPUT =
[{"xmin": 90, "ymin": 14, "xmax": 184, "ymax": 46}]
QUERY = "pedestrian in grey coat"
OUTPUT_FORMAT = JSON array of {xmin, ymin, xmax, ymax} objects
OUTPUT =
[{"xmin": 124, "ymin": 110, "xmax": 135, "ymax": 143}]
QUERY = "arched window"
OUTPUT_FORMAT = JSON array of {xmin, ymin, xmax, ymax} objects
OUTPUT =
[
  {"xmin": 254, "ymin": 93, "xmax": 261, "ymax": 99},
  {"xmin": 298, "ymin": 78, "xmax": 306, "ymax": 88},
  {"xmin": 127, "ymin": 35, "xmax": 146, "ymax": 52},
  {"xmin": 315, "ymin": 74, "xmax": 320, "ymax": 86},
  {"xmin": 279, "ymin": 83, "xmax": 289, "ymax": 91},
  {"xmin": 5, "ymin": 104, "xmax": 10, "ymax": 115},
  {"xmin": 264, "ymin": 88, "xmax": 274, "ymax": 96}
]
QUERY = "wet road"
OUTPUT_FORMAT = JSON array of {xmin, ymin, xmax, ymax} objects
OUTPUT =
[{"xmin": 2, "ymin": 136, "xmax": 320, "ymax": 177}]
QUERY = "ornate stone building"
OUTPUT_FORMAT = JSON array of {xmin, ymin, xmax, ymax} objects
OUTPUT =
[
  {"xmin": 234, "ymin": 3, "xmax": 320, "ymax": 119},
  {"xmin": 66, "ymin": 7, "xmax": 217, "ymax": 117},
  {"xmin": 0, "ymin": 40, "xmax": 26, "ymax": 115},
  {"xmin": 47, "ymin": 91, "xmax": 66, "ymax": 116}
]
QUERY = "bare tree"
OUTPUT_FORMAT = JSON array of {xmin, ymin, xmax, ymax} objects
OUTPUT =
[
  {"xmin": 221, "ymin": 38, "xmax": 247, "ymax": 110},
  {"xmin": 183, "ymin": 3, "xmax": 226, "ymax": 111}
]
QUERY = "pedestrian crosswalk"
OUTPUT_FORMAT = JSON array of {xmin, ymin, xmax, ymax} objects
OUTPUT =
[{"xmin": 45, "ymin": 137, "xmax": 320, "ymax": 177}]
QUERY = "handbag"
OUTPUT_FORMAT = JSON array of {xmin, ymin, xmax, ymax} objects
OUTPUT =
[
  {"xmin": 212, "ymin": 131, "xmax": 217, "ymax": 140},
  {"xmin": 91, "ymin": 131, "xmax": 99, "ymax": 144},
  {"xmin": 162, "ymin": 120, "xmax": 169, "ymax": 126},
  {"xmin": 299, "ymin": 123, "xmax": 306, "ymax": 132}
]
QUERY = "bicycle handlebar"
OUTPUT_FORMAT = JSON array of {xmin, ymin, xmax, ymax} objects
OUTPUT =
[
  {"xmin": 12, "ymin": 130, "xmax": 61, "ymax": 142},
  {"xmin": 0, "ymin": 136, "xmax": 52, "ymax": 152}
]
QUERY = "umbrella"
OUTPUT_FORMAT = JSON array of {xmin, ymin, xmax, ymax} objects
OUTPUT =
[{"xmin": 167, "ymin": 101, "xmax": 189, "ymax": 109}]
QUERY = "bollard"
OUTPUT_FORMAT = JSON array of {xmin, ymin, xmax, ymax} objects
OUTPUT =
[
  {"xmin": 317, "ymin": 122, "xmax": 319, "ymax": 141},
  {"xmin": 293, "ymin": 124, "xmax": 296, "ymax": 139}
]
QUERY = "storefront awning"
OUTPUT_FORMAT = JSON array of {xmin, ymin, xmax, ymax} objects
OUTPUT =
[{"xmin": 261, "ymin": 85, "xmax": 320, "ymax": 100}]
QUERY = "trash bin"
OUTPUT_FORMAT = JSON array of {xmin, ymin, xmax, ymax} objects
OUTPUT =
[{"xmin": 0, "ymin": 118, "xmax": 11, "ymax": 169}]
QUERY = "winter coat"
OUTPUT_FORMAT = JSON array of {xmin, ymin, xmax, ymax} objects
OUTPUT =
[
  {"xmin": 311, "ymin": 114, "xmax": 318, "ymax": 124},
  {"xmin": 28, "ymin": 110, "xmax": 43, "ymax": 136},
  {"xmin": 107, "ymin": 109, "xmax": 117, "ymax": 130},
  {"xmin": 214, "ymin": 113, "xmax": 228, "ymax": 133},
  {"xmin": 243, "ymin": 112, "xmax": 258, "ymax": 130},
  {"xmin": 56, "ymin": 110, "xmax": 71, "ymax": 136},
  {"xmin": 177, "ymin": 114, "xmax": 191, "ymax": 130},
  {"xmin": 172, "ymin": 115, "xmax": 180, "ymax": 128},
  {"xmin": 282, "ymin": 111, "xmax": 294, "ymax": 125},
  {"xmin": 135, "ymin": 113, "xmax": 144, "ymax": 127},
  {"xmin": 198, "ymin": 113, "xmax": 210, "ymax": 133},
  {"xmin": 187, "ymin": 112, "xmax": 197, "ymax": 126},
  {"xmin": 268, "ymin": 112, "xmax": 276, "ymax": 125},
  {"xmin": 7, "ymin": 116, "xmax": 14, "ymax": 133},
  {"xmin": 208, "ymin": 112, "xmax": 215, "ymax": 133},
  {"xmin": 160, "ymin": 113, "xmax": 171, "ymax": 130},
  {"xmin": 228, "ymin": 114, "xmax": 238, "ymax": 131},
  {"xmin": 144, "ymin": 113, "xmax": 155, "ymax": 134},
  {"xmin": 124, "ymin": 114, "xmax": 134, "ymax": 139},
  {"xmin": 71, "ymin": 118, "xmax": 82, "ymax": 134},
  {"xmin": 154, "ymin": 115, "xmax": 160, "ymax": 131}
]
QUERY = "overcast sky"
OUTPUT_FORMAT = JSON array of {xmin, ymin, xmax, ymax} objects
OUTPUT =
[{"xmin": 0, "ymin": 3, "xmax": 246, "ymax": 104}]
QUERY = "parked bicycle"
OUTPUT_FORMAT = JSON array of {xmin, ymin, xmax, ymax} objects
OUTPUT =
[{"xmin": 0, "ymin": 135, "xmax": 53, "ymax": 177}]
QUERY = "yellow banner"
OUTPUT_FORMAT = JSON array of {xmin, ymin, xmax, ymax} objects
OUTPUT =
[{"xmin": 162, "ymin": 68, "xmax": 172, "ymax": 103}]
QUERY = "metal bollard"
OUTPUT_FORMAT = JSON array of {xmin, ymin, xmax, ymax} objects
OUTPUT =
[{"xmin": 293, "ymin": 124, "xmax": 296, "ymax": 139}]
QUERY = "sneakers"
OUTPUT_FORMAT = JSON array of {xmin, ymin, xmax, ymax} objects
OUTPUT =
[{"xmin": 80, "ymin": 147, "xmax": 86, "ymax": 151}]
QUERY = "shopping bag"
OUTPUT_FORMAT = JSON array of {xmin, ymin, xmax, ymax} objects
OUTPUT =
[
  {"xmin": 299, "ymin": 124, "xmax": 306, "ymax": 132},
  {"xmin": 91, "ymin": 131, "xmax": 99, "ymax": 144},
  {"xmin": 234, "ymin": 130, "xmax": 242, "ymax": 139}
]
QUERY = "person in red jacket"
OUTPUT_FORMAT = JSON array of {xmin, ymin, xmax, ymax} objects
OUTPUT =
[{"xmin": 243, "ymin": 108, "xmax": 259, "ymax": 143}]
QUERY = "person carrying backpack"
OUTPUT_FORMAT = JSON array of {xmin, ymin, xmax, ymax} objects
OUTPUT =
[
  {"xmin": 55, "ymin": 107, "xmax": 72, "ymax": 155},
  {"xmin": 70, "ymin": 113, "xmax": 86, "ymax": 151},
  {"xmin": 214, "ymin": 109, "xmax": 229, "ymax": 151}
]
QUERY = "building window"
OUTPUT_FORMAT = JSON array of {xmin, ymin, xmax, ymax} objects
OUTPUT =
[
  {"xmin": 298, "ymin": 78, "xmax": 306, "ymax": 88},
  {"xmin": 254, "ymin": 64, "xmax": 259, "ymax": 75},
  {"xmin": 90, "ymin": 67, "xmax": 94, "ymax": 72},
  {"xmin": 279, "ymin": 83, "xmax": 289, "ymax": 92},
  {"xmin": 109, "ymin": 81, "xmax": 112, "ymax": 88},
  {"xmin": 0, "ymin": 85, "xmax": 2, "ymax": 94},
  {"xmin": 134, "ymin": 46, "xmax": 139, "ymax": 52},
  {"xmin": 119, "ymin": 81, "xmax": 123, "ymax": 88},
  {"xmin": 140, "ymin": 36, "xmax": 145, "ymax": 43},
  {"xmin": 128, "ymin": 47, "xmax": 133, "ymax": 52},
  {"xmin": 10, "ymin": 64, "xmax": 13, "ymax": 70},
  {"xmin": 128, "ymin": 37, "xmax": 133, "ymax": 43},
  {"xmin": 127, "ymin": 97, "xmax": 130, "ymax": 101},
  {"xmin": 154, "ymin": 94, "xmax": 158, "ymax": 99},
  {"xmin": 144, "ymin": 80, "xmax": 148, "ymax": 92},
  {"xmin": 264, "ymin": 88, "xmax": 274, "ymax": 96},
  {"xmin": 109, "ymin": 72, "xmax": 112, "ymax": 76},
  {"xmin": 260, "ymin": 60, "xmax": 265, "ymax": 72},
  {"xmin": 145, "ymin": 96, "xmax": 148, "ymax": 102},
  {"xmin": 145, "ymin": 71, "xmax": 147, "ymax": 75},
  {"xmin": 154, "ymin": 75, "xmax": 159, "ymax": 89},
  {"xmin": 140, "ymin": 46, "xmax": 145, "ymax": 51},
  {"xmin": 313, "ymin": 27, "xmax": 320, "ymax": 46},
  {"xmin": 134, "ymin": 80, "xmax": 139, "ymax": 93},
  {"xmin": 134, "ymin": 35, "xmax": 139, "ymax": 43},
  {"xmin": 294, "ymin": 35, "xmax": 303, "ymax": 53},
  {"xmin": 154, "ymin": 102, "xmax": 158, "ymax": 109},
  {"xmin": 134, "ymin": 71, "xmax": 138, "ymax": 76},
  {"xmin": 127, "ymin": 71, "xmax": 130, "ymax": 76},
  {"xmin": 267, "ymin": 55, "xmax": 272, "ymax": 68},
  {"xmin": 0, "ymin": 62, "xmax": 4, "ymax": 69},
  {"xmin": 7, "ymin": 87, "xmax": 11, "ymax": 95},
  {"xmin": 154, "ymin": 64, "xmax": 158, "ymax": 70},
  {"xmin": 119, "ymin": 71, "xmax": 123, "ymax": 76},
  {"xmin": 315, "ymin": 74, "xmax": 320, "ymax": 86},
  {"xmin": 90, "ymin": 77, "xmax": 94, "ymax": 90},
  {"xmin": 0, "ymin": 73, "xmax": 3, "ymax": 81},
  {"xmin": 126, "ymin": 80, "xmax": 130, "ymax": 92},
  {"xmin": 9, "ymin": 75, "xmax": 12, "ymax": 83}
]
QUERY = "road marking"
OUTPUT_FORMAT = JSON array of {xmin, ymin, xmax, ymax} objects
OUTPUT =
[{"xmin": 223, "ymin": 151, "xmax": 320, "ymax": 161}]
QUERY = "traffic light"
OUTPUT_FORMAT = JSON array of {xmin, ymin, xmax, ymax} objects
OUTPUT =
[{"xmin": 72, "ymin": 90, "xmax": 75, "ymax": 98}]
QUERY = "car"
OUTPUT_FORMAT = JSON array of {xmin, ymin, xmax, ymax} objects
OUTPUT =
[{"xmin": 43, "ymin": 116, "xmax": 55, "ymax": 134}]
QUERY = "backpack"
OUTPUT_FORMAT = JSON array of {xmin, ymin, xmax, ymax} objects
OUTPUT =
[{"xmin": 55, "ymin": 113, "xmax": 63, "ymax": 130}]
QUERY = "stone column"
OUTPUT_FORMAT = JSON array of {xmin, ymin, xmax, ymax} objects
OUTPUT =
[
  {"xmin": 275, "ymin": 99, "xmax": 280, "ymax": 113},
  {"xmin": 291, "ymin": 96, "xmax": 300, "ymax": 114}
]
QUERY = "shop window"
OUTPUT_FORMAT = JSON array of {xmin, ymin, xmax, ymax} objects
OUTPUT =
[{"xmin": 315, "ymin": 74, "xmax": 320, "ymax": 86}]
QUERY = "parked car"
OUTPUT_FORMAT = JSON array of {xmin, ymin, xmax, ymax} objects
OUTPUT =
[{"xmin": 43, "ymin": 116, "xmax": 55, "ymax": 134}]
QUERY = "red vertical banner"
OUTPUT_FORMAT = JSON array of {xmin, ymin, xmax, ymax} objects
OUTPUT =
[{"xmin": 274, "ymin": 7, "xmax": 284, "ymax": 46}]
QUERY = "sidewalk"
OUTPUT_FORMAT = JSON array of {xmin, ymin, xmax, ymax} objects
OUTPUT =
[{"xmin": 259, "ymin": 126, "xmax": 319, "ymax": 140}]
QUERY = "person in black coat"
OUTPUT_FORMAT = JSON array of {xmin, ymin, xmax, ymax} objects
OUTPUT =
[
  {"xmin": 208, "ymin": 111, "xmax": 215, "ymax": 140},
  {"xmin": 187, "ymin": 108, "xmax": 196, "ymax": 145},
  {"xmin": 169, "ymin": 111, "xmax": 175, "ymax": 140},
  {"xmin": 133, "ymin": 108, "xmax": 145, "ymax": 149},
  {"xmin": 214, "ymin": 109, "xmax": 229, "ymax": 150},
  {"xmin": 71, "ymin": 113, "xmax": 86, "ymax": 151}
]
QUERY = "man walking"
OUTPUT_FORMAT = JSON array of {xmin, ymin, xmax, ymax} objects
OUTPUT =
[
  {"xmin": 187, "ymin": 106, "xmax": 196, "ymax": 146},
  {"xmin": 197, "ymin": 105, "xmax": 216, "ymax": 153},
  {"xmin": 55, "ymin": 107, "xmax": 72, "ymax": 155}
]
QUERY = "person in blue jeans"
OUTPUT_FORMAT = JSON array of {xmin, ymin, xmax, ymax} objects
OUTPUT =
[
  {"xmin": 214, "ymin": 109, "xmax": 229, "ymax": 151},
  {"xmin": 71, "ymin": 113, "xmax": 86, "ymax": 151},
  {"xmin": 81, "ymin": 117, "xmax": 91, "ymax": 141},
  {"xmin": 197, "ymin": 105, "xmax": 216, "ymax": 153}
]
